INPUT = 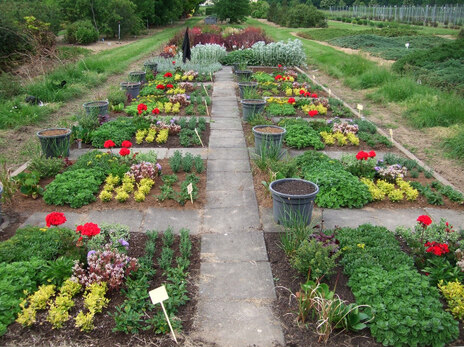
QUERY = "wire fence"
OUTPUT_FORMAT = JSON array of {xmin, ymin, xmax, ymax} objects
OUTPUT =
[{"xmin": 328, "ymin": 5, "xmax": 464, "ymax": 25}]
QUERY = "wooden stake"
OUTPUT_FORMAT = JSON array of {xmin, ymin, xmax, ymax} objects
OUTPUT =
[{"xmin": 195, "ymin": 128, "xmax": 204, "ymax": 147}]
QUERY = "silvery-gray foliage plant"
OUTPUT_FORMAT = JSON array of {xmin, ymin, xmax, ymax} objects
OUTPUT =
[{"xmin": 251, "ymin": 39, "xmax": 306, "ymax": 67}]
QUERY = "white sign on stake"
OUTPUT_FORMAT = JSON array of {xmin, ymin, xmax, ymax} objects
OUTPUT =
[
  {"xmin": 187, "ymin": 182, "xmax": 193, "ymax": 204},
  {"xmin": 389, "ymin": 128, "xmax": 393, "ymax": 142},
  {"xmin": 357, "ymin": 104, "xmax": 363, "ymax": 111},
  {"xmin": 149, "ymin": 286, "xmax": 178, "ymax": 344},
  {"xmin": 312, "ymin": 75, "xmax": 316, "ymax": 80},
  {"xmin": 328, "ymin": 89, "xmax": 332, "ymax": 97},
  {"xmin": 405, "ymin": 42, "xmax": 410, "ymax": 49}
]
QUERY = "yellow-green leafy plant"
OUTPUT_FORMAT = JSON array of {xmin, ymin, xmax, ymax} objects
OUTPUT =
[
  {"xmin": 156, "ymin": 129, "xmax": 169, "ymax": 144},
  {"xmin": 439, "ymin": 280, "xmax": 464, "ymax": 321},
  {"xmin": 320, "ymin": 131, "xmax": 336, "ymax": 145},
  {"xmin": 388, "ymin": 189, "xmax": 404, "ymax": 202},
  {"xmin": 115, "ymin": 187, "xmax": 130, "ymax": 202},
  {"xmin": 361, "ymin": 178, "xmax": 385, "ymax": 201},
  {"xmin": 145, "ymin": 127, "xmax": 157, "ymax": 143},
  {"xmin": 99, "ymin": 190, "xmax": 113, "ymax": 202},
  {"xmin": 377, "ymin": 180, "xmax": 395, "ymax": 194},
  {"xmin": 333, "ymin": 132, "xmax": 347, "ymax": 146},
  {"xmin": 396, "ymin": 178, "xmax": 419, "ymax": 201},
  {"xmin": 135, "ymin": 129, "xmax": 148, "ymax": 144},
  {"xmin": 16, "ymin": 284, "xmax": 56, "ymax": 326},
  {"xmin": 346, "ymin": 133, "xmax": 360, "ymax": 146},
  {"xmin": 75, "ymin": 282, "xmax": 109, "ymax": 332},
  {"xmin": 47, "ymin": 279, "xmax": 81, "ymax": 329}
]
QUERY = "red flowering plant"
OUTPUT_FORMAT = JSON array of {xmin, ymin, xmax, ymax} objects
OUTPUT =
[
  {"xmin": 103, "ymin": 139, "xmax": 116, "ymax": 154},
  {"xmin": 288, "ymin": 97, "xmax": 296, "ymax": 105},
  {"xmin": 344, "ymin": 150, "xmax": 377, "ymax": 178},
  {"xmin": 164, "ymin": 72, "xmax": 173, "ymax": 78},
  {"xmin": 152, "ymin": 108, "xmax": 160, "ymax": 115},
  {"xmin": 137, "ymin": 103, "xmax": 148, "ymax": 115},
  {"xmin": 308, "ymin": 110, "xmax": 319, "ymax": 117},
  {"xmin": 395, "ymin": 217, "xmax": 463, "ymax": 284},
  {"xmin": 45, "ymin": 212, "xmax": 67, "ymax": 228},
  {"xmin": 75, "ymin": 222, "xmax": 101, "ymax": 247},
  {"xmin": 156, "ymin": 84, "xmax": 165, "ymax": 90}
]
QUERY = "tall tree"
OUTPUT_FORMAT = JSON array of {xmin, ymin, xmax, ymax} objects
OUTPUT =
[{"xmin": 213, "ymin": 0, "xmax": 250, "ymax": 23}]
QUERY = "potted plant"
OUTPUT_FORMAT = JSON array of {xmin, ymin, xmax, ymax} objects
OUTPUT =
[
  {"xmin": 37, "ymin": 128, "xmax": 72, "ymax": 158},
  {"xmin": 143, "ymin": 60, "xmax": 158, "ymax": 73},
  {"xmin": 252, "ymin": 125, "xmax": 286, "ymax": 156},
  {"xmin": 241, "ymin": 87, "xmax": 266, "ymax": 122},
  {"xmin": 235, "ymin": 61, "xmax": 252, "ymax": 82},
  {"xmin": 238, "ymin": 81, "xmax": 258, "ymax": 99},
  {"xmin": 120, "ymin": 81, "xmax": 141, "ymax": 100},
  {"xmin": 82, "ymin": 100, "xmax": 109, "ymax": 118},
  {"xmin": 129, "ymin": 71, "xmax": 147, "ymax": 84},
  {"xmin": 269, "ymin": 178, "xmax": 319, "ymax": 225}
]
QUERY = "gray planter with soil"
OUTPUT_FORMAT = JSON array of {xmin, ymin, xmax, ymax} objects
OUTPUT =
[
  {"xmin": 238, "ymin": 81, "xmax": 258, "ymax": 99},
  {"xmin": 241, "ymin": 99, "xmax": 266, "ymax": 121},
  {"xmin": 269, "ymin": 178, "xmax": 319, "ymax": 225},
  {"xmin": 83, "ymin": 101, "xmax": 109, "ymax": 117},
  {"xmin": 252, "ymin": 125, "xmax": 286, "ymax": 156},
  {"xmin": 37, "ymin": 128, "xmax": 71, "ymax": 158},
  {"xmin": 235, "ymin": 70, "xmax": 252, "ymax": 82},
  {"xmin": 120, "ymin": 82, "xmax": 141, "ymax": 100},
  {"xmin": 143, "ymin": 61, "xmax": 158, "ymax": 73},
  {"xmin": 129, "ymin": 71, "xmax": 147, "ymax": 84}
]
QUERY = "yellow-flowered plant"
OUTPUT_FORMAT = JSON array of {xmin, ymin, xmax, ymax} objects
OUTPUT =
[
  {"xmin": 361, "ymin": 178, "xmax": 385, "ymax": 201},
  {"xmin": 439, "ymin": 280, "xmax": 464, "ymax": 320},
  {"xmin": 166, "ymin": 87, "xmax": 186, "ymax": 95},
  {"xmin": 174, "ymin": 74, "xmax": 181, "ymax": 81},
  {"xmin": 156, "ymin": 128, "xmax": 169, "ymax": 144}
]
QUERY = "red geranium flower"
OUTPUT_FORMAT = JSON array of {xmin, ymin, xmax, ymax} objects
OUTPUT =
[
  {"xmin": 76, "ymin": 222, "xmax": 101, "ymax": 238},
  {"xmin": 311, "ymin": 93, "xmax": 318, "ymax": 98},
  {"xmin": 356, "ymin": 151, "xmax": 369, "ymax": 161},
  {"xmin": 104, "ymin": 140, "xmax": 116, "ymax": 148},
  {"xmin": 308, "ymin": 110, "xmax": 319, "ymax": 117},
  {"xmin": 137, "ymin": 103, "xmax": 147, "ymax": 114},
  {"xmin": 164, "ymin": 72, "xmax": 172, "ymax": 78},
  {"xmin": 156, "ymin": 84, "xmax": 165, "ymax": 90},
  {"xmin": 278, "ymin": 64, "xmax": 282, "ymax": 68},
  {"xmin": 288, "ymin": 97, "xmax": 296, "ymax": 104},
  {"xmin": 275, "ymin": 75, "xmax": 283, "ymax": 80},
  {"xmin": 299, "ymin": 90, "xmax": 305, "ymax": 95},
  {"xmin": 166, "ymin": 84, "xmax": 174, "ymax": 88},
  {"xmin": 121, "ymin": 140, "xmax": 132, "ymax": 148},
  {"xmin": 45, "ymin": 212, "xmax": 66, "ymax": 227},
  {"xmin": 152, "ymin": 108, "xmax": 160, "ymax": 114},
  {"xmin": 417, "ymin": 215, "xmax": 432, "ymax": 227},
  {"xmin": 172, "ymin": 61, "xmax": 176, "ymax": 65},
  {"xmin": 424, "ymin": 241, "xmax": 449, "ymax": 256},
  {"xmin": 304, "ymin": 92, "xmax": 311, "ymax": 97},
  {"xmin": 119, "ymin": 148, "xmax": 130, "ymax": 156},
  {"xmin": 368, "ymin": 150, "xmax": 376, "ymax": 158}
]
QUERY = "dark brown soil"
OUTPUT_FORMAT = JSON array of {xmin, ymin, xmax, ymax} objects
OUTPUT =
[
  {"xmin": 0, "ymin": 233, "xmax": 203, "ymax": 347},
  {"xmin": 7, "ymin": 158, "xmax": 207, "ymax": 214},
  {"xmin": 264, "ymin": 232, "xmax": 381, "ymax": 347},
  {"xmin": 254, "ymin": 126, "xmax": 285, "ymax": 134},
  {"xmin": 272, "ymin": 180, "xmax": 317, "ymax": 195},
  {"xmin": 38, "ymin": 129, "xmax": 71, "ymax": 136}
]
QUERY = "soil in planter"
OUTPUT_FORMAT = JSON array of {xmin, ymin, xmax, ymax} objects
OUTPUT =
[
  {"xmin": 264, "ymin": 232, "xmax": 381, "ymax": 347},
  {"xmin": 0, "ymin": 233, "xmax": 207, "ymax": 347},
  {"xmin": 254, "ymin": 126, "xmax": 285, "ymax": 134},
  {"xmin": 272, "ymin": 180, "xmax": 317, "ymax": 195},
  {"xmin": 39, "ymin": 129, "xmax": 70, "ymax": 136}
]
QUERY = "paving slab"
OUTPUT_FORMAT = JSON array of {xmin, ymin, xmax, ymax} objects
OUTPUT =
[
  {"xmin": 196, "ymin": 299, "xmax": 284, "ymax": 347},
  {"xmin": 206, "ymin": 189, "xmax": 258, "ymax": 209},
  {"xmin": 210, "ymin": 118, "xmax": 243, "ymax": 131},
  {"xmin": 211, "ymin": 106, "xmax": 240, "ymax": 118},
  {"xmin": 207, "ymin": 159, "xmax": 251, "ymax": 172},
  {"xmin": 207, "ymin": 171, "xmax": 253, "ymax": 190},
  {"xmin": 201, "ymin": 233, "xmax": 268, "ymax": 262},
  {"xmin": 424, "ymin": 208, "xmax": 464, "ymax": 229},
  {"xmin": 260, "ymin": 206, "xmax": 323, "ymax": 233},
  {"xmin": 209, "ymin": 129, "xmax": 245, "ymax": 139},
  {"xmin": 208, "ymin": 147, "xmax": 249, "ymax": 161},
  {"xmin": 209, "ymin": 135, "xmax": 246, "ymax": 149},
  {"xmin": 86, "ymin": 209, "xmax": 144, "ymax": 232},
  {"xmin": 142, "ymin": 208, "xmax": 202, "ymax": 234},
  {"xmin": 20, "ymin": 212, "xmax": 88, "ymax": 229},
  {"xmin": 203, "ymin": 206, "xmax": 260, "ymax": 233},
  {"xmin": 323, "ymin": 207, "xmax": 427, "ymax": 231},
  {"xmin": 165, "ymin": 147, "xmax": 208, "ymax": 159},
  {"xmin": 199, "ymin": 262, "xmax": 276, "ymax": 299}
]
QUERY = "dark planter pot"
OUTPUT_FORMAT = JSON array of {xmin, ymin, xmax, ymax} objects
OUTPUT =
[
  {"xmin": 144, "ymin": 61, "xmax": 158, "ymax": 73},
  {"xmin": 120, "ymin": 82, "xmax": 141, "ymax": 100},
  {"xmin": 241, "ymin": 99, "xmax": 266, "ymax": 121},
  {"xmin": 231, "ymin": 63, "xmax": 239, "ymax": 73},
  {"xmin": 238, "ymin": 81, "xmax": 258, "ymax": 99},
  {"xmin": 269, "ymin": 178, "xmax": 319, "ymax": 225},
  {"xmin": 37, "ymin": 128, "xmax": 71, "ymax": 158},
  {"xmin": 129, "ymin": 71, "xmax": 147, "ymax": 84},
  {"xmin": 235, "ymin": 70, "xmax": 252, "ymax": 81},
  {"xmin": 252, "ymin": 125, "xmax": 286, "ymax": 156},
  {"xmin": 83, "ymin": 101, "xmax": 109, "ymax": 117}
]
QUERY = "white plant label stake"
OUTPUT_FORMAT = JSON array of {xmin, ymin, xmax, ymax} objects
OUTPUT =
[
  {"xmin": 149, "ymin": 285, "xmax": 178, "ymax": 344},
  {"xmin": 357, "ymin": 104, "xmax": 363, "ymax": 117},
  {"xmin": 204, "ymin": 99, "xmax": 210, "ymax": 117},
  {"xmin": 312, "ymin": 74, "xmax": 316, "ymax": 80},
  {"xmin": 405, "ymin": 42, "xmax": 410, "ymax": 49},
  {"xmin": 187, "ymin": 182, "xmax": 193, "ymax": 204},
  {"xmin": 194, "ymin": 128, "xmax": 204, "ymax": 147},
  {"xmin": 328, "ymin": 89, "xmax": 332, "ymax": 97},
  {"xmin": 389, "ymin": 128, "xmax": 393, "ymax": 142}
]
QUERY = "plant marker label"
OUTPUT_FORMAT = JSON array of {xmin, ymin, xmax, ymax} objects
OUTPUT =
[
  {"xmin": 357, "ymin": 104, "xmax": 363, "ymax": 111},
  {"xmin": 405, "ymin": 42, "xmax": 410, "ymax": 49},
  {"xmin": 389, "ymin": 129, "xmax": 393, "ymax": 142},
  {"xmin": 149, "ymin": 286, "xmax": 178, "ymax": 344},
  {"xmin": 187, "ymin": 182, "xmax": 193, "ymax": 204},
  {"xmin": 204, "ymin": 99, "xmax": 210, "ymax": 116},
  {"xmin": 328, "ymin": 89, "xmax": 332, "ymax": 97},
  {"xmin": 194, "ymin": 128, "xmax": 204, "ymax": 147},
  {"xmin": 312, "ymin": 75, "xmax": 316, "ymax": 80}
]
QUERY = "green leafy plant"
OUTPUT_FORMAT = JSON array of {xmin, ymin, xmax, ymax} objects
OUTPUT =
[
  {"xmin": 182, "ymin": 153, "xmax": 194, "ymax": 173},
  {"xmin": 169, "ymin": 151, "xmax": 182, "ymax": 173},
  {"xmin": 283, "ymin": 122, "xmax": 324, "ymax": 150},
  {"xmin": 12, "ymin": 171, "xmax": 44, "ymax": 199},
  {"xmin": 27, "ymin": 156, "xmax": 65, "ymax": 179},
  {"xmin": 193, "ymin": 155, "xmax": 204, "ymax": 173}
]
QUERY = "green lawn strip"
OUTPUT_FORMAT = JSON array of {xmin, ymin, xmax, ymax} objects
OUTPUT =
[
  {"xmin": 337, "ymin": 224, "xmax": 459, "ymax": 346},
  {"xmin": 0, "ymin": 18, "xmax": 200, "ymax": 130}
]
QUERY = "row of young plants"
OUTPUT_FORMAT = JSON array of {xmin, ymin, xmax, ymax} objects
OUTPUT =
[
  {"xmin": 276, "ymin": 213, "xmax": 464, "ymax": 345},
  {"xmin": 0, "ymin": 213, "xmax": 195, "ymax": 340}
]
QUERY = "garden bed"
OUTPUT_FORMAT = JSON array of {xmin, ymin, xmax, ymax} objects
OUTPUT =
[{"xmin": 0, "ymin": 231, "xmax": 202, "ymax": 346}]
